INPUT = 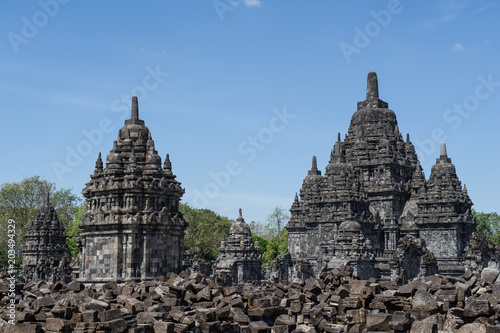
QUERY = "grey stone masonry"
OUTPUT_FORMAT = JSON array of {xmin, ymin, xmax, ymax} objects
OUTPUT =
[
  {"xmin": 286, "ymin": 72, "xmax": 479, "ymax": 281},
  {"xmin": 77, "ymin": 97, "xmax": 187, "ymax": 283},
  {"xmin": 22, "ymin": 193, "xmax": 72, "ymax": 282},
  {"xmin": 215, "ymin": 209, "xmax": 262, "ymax": 285}
]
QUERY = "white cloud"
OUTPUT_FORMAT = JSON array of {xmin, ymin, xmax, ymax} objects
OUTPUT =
[
  {"xmin": 243, "ymin": 0, "xmax": 262, "ymax": 8},
  {"xmin": 452, "ymin": 43, "xmax": 464, "ymax": 51},
  {"xmin": 472, "ymin": 2, "xmax": 494, "ymax": 14},
  {"xmin": 420, "ymin": 13, "xmax": 458, "ymax": 29}
]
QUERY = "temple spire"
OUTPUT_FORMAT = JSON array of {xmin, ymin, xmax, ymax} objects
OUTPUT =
[
  {"xmin": 440, "ymin": 141, "xmax": 447, "ymax": 158},
  {"xmin": 96, "ymin": 152, "xmax": 103, "ymax": 168},
  {"xmin": 238, "ymin": 208, "xmax": 243, "ymax": 221},
  {"xmin": 308, "ymin": 155, "xmax": 321, "ymax": 176},
  {"xmin": 163, "ymin": 153, "xmax": 173, "ymax": 175},
  {"xmin": 357, "ymin": 72, "xmax": 388, "ymax": 110},
  {"xmin": 367, "ymin": 72, "xmax": 379, "ymax": 99},
  {"xmin": 125, "ymin": 96, "xmax": 144, "ymax": 125},
  {"xmin": 131, "ymin": 96, "xmax": 139, "ymax": 120},
  {"xmin": 46, "ymin": 192, "xmax": 50, "ymax": 205}
]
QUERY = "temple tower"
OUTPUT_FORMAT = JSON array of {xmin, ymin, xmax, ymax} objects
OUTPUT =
[
  {"xmin": 215, "ymin": 209, "xmax": 262, "ymax": 285},
  {"xmin": 22, "ymin": 193, "xmax": 71, "ymax": 267},
  {"xmin": 413, "ymin": 141, "xmax": 476, "ymax": 275},
  {"xmin": 286, "ymin": 72, "xmax": 476, "ymax": 280},
  {"xmin": 78, "ymin": 97, "xmax": 187, "ymax": 283}
]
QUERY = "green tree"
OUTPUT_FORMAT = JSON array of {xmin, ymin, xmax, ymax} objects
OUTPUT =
[
  {"xmin": 266, "ymin": 207, "xmax": 290, "ymax": 247},
  {"xmin": 256, "ymin": 206, "xmax": 290, "ymax": 267},
  {"xmin": 262, "ymin": 230, "xmax": 289, "ymax": 266},
  {"xmin": 180, "ymin": 203, "xmax": 232, "ymax": 261},
  {"xmin": 473, "ymin": 210, "xmax": 500, "ymax": 244},
  {"xmin": 252, "ymin": 235, "xmax": 268, "ymax": 254},
  {"xmin": 0, "ymin": 176, "xmax": 81, "ymax": 267},
  {"xmin": 67, "ymin": 202, "xmax": 86, "ymax": 258}
]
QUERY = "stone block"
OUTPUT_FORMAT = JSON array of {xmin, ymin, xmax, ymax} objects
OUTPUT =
[
  {"xmin": 248, "ymin": 320, "xmax": 270, "ymax": 333},
  {"xmin": 126, "ymin": 298, "xmax": 145, "ymax": 315},
  {"xmin": 389, "ymin": 310, "xmax": 412, "ymax": 331},
  {"xmin": 464, "ymin": 299, "xmax": 491, "ymax": 318},
  {"xmin": 366, "ymin": 313, "xmax": 391, "ymax": 331},
  {"xmin": 153, "ymin": 321, "xmax": 174, "ymax": 333},
  {"xmin": 97, "ymin": 318, "xmax": 128, "ymax": 333},
  {"xmin": 481, "ymin": 268, "xmax": 500, "ymax": 286},
  {"xmin": 411, "ymin": 290, "xmax": 438, "ymax": 311}
]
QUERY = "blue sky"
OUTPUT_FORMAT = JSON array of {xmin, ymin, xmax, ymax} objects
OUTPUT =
[{"xmin": 0, "ymin": 0, "xmax": 498, "ymax": 224}]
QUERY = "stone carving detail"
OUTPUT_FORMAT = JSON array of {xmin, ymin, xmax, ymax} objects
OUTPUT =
[
  {"xmin": 462, "ymin": 233, "xmax": 500, "ymax": 271},
  {"xmin": 215, "ymin": 209, "xmax": 262, "ymax": 285},
  {"xmin": 78, "ymin": 97, "xmax": 187, "ymax": 283},
  {"xmin": 286, "ymin": 72, "xmax": 485, "ymax": 281},
  {"xmin": 21, "ymin": 193, "xmax": 72, "ymax": 283}
]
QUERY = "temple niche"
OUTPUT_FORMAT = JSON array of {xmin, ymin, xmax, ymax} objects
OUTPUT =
[
  {"xmin": 286, "ymin": 72, "xmax": 480, "ymax": 281},
  {"xmin": 77, "ymin": 97, "xmax": 187, "ymax": 283},
  {"xmin": 22, "ymin": 194, "xmax": 72, "ymax": 282},
  {"xmin": 215, "ymin": 209, "xmax": 262, "ymax": 285}
]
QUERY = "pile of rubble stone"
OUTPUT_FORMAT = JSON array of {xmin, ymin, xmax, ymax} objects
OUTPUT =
[{"xmin": 1, "ymin": 265, "xmax": 499, "ymax": 333}]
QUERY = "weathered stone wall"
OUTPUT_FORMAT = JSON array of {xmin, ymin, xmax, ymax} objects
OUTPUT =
[
  {"xmin": 286, "ymin": 72, "xmax": 480, "ymax": 281},
  {"xmin": 79, "ymin": 230, "xmax": 184, "ymax": 282},
  {"xmin": 78, "ymin": 97, "xmax": 187, "ymax": 283},
  {"xmin": 214, "ymin": 209, "xmax": 262, "ymax": 285}
]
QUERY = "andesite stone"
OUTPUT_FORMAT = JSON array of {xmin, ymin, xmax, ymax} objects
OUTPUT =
[
  {"xmin": 21, "ymin": 193, "xmax": 72, "ymax": 283},
  {"xmin": 285, "ymin": 72, "xmax": 493, "ymax": 282},
  {"xmin": 77, "ymin": 97, "xmax": 187, "ymax": 283},
  {"xmin": 214, "ymin": 208, "xmax": 262, "ymax": 285}
]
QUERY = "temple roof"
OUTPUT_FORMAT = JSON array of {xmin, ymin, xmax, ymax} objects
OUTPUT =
[
  {"xmin": 23, "ymin": 192, "xmax": 70, "ymax": 262},
  {"xmin": 25, "ymin": 193, "xmax": 66, "ymax": 234}
]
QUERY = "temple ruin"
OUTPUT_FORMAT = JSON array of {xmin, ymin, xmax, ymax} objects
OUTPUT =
[
  {"xmin": 286, "ymin": 72, "xmax": 478, "ymax": 281},
  {"xmin": 215, "ymin": 209, "xmax": 262, "ymax": 284},
  {"xmin": 77, "ymin": 97, "xmax": 187, "ymax": 283},
  {"xmin": 22, "ymin": 193, "xmax": 72, "ymax": 282}
]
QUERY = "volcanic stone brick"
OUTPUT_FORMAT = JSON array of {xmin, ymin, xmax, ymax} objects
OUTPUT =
[
  {"xmin": 6, "ymin": 323, "xmax": 42, "ymax": 333},
  {"xmin": 366, "ymin": 313, "xmax": 391, "ymax": 331},
  {"xmin": 86, "ymin": 299, "xmax": 109, "ymax": 312},
  {"xmin": 411, "ymin": 290, "xmax": 438, "ymax": 311},
  {"xmin": 215, "ymin": 209, "xmax": 262, "ymax": 285},
  {"xmin": 97, "ymin": 318, "xmax": 128, "ymax": 333},
  {"xmin": 153, "ymin": 321, "xmax": 174, "ymax": 333},
  {"xmin": 82, "ymin": 310, "xmax": 98, "ymax": 323},
  {"xmin": 444, "ymin": 307, "xmax": 464, "ymax": 332},
  {"xmin": 480, "ymin": 268, "xmax": 500, "ymax": 286},
  {"xmin": 286, "ymin": 72, "xmax": 481, "ymax": 281},
  {"xmin": 410, "ymin": 316, "xmax": 438, "ymax": 333},
  {"xmin": 125, "ymin": 298, "xmax": 144, "ymax": 315},
  {"xmin": 389, "ymin": 311, "xmax": 412, "ymax": 331},
  {"xmin": 231, "ymin": 307, "xmax": 250, "ymax": 324},
  {"xmin": 344, "ymin": 308, "xmax": 366, "ymax": 325},
  {"xmin": 173, "ymin": 323, "xmax": 189, "ymax": 333},
  {"xmin": 464, "ymin": 299, "xmax": 491, "ymax": 318},
  {"xmin": 248, "ymin": 320, "xmax": 270, "ymax": 333},
  {"xmin": 273, "ymin": 314, "xmax": 296, "ymax": 329},
  {"xmin": 78, "ymin": 97, "xmax": 187, "ymax": 283},
  {"xmin": 36, "ymin": 295, "xmax": 56, "ymax": 309},
  {"xmin": 99, "ymin": 309, "xmax": 123, "ymax": 322},
  {"xmin": 21, "ymin": 193, "xmax": 72, "ymax": 283},
  {"xmin": 46, "ymin": 317, "xmax": 71, "ymax": 332}
]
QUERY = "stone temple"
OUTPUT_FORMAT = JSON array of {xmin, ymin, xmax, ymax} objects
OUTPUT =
[
  {"xmin": 286, "ymin": 72, "xmax": 477, "ymax": 281},
  {"xmin": 215, "ymin": 209, "xmax": 262, "ymax": 285},
  {"xmin": 22, "ymin": 193, "xmax": 72, "ymax": 282},
  {"xmin": 78, "ymin": 97, "xmax": 187, "ymax": 283}
]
